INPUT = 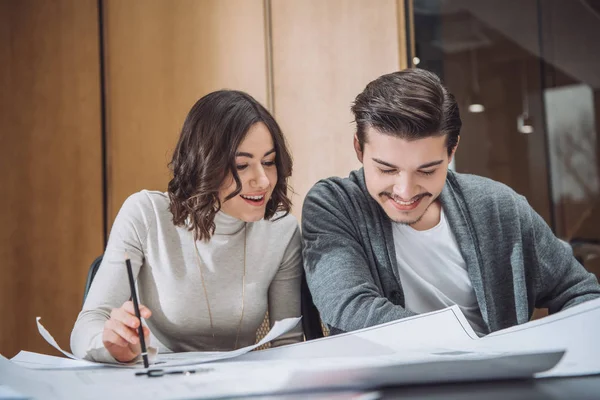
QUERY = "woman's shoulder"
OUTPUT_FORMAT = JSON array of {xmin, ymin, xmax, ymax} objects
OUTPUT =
[{"xmin": 118, "ymin": 190, "xmax": 171, "ymax": 222}]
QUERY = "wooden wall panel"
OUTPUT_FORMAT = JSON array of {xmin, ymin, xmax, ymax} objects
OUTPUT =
[
  {"xmin": 104, "ymin": 0, "xmax": 268, "ymax": 224},
  {"xmin": 270, "ymin": 0, "xmax": 403, "ymax": 216},
  {"xmin": 0, "ymin": 0, "xmax": 103, "ymax": 357}
]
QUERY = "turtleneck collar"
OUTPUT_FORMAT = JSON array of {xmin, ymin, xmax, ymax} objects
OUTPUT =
[{"xmin": 213, "ymin": 211, "xmax": 246, "ymax": 235}]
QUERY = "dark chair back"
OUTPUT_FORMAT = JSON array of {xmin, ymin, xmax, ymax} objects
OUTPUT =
[
  {"xmin": 301, "ymin": 273, "xmax": 324, "ymax": 340},
  {"xmin": 82, "ymin": 254, "xmax": 103, "ymax": 307},
  {"xmin": 82, "ymin": 254, "xmax": 324, "ymax": 339}
]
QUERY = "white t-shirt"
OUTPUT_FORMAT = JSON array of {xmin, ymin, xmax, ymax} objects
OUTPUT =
[{"xmin": 392, "ymin": 209, "xmax": 487, "ymax": 335}]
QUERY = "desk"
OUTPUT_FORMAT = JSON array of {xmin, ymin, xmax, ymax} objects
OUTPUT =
[{"xmin": 379, "ymin": 375, "xmax": 600, "ymax": 400}]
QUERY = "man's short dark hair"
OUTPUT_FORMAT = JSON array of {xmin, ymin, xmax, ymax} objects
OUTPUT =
[{"xmin": 351, "ymin": 68, "xmax": 462, "ymax": 156}]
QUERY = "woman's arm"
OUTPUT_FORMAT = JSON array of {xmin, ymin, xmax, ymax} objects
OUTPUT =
[
  {"xmin": 267, "ymin": 221, "xmax": 304, "ymax": 346},
  {"xmin": 70, "ymin": 192, "xmax": 151, "ymax": 363}
]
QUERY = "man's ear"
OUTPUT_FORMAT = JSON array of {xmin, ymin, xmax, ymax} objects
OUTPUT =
[
  {"xmin": 354, "ymin": 134, "xmax": 364, "ymax": 163},
  {"xmin": 448, "ymin": 135, "xmax": 460, "ymax": 165}
]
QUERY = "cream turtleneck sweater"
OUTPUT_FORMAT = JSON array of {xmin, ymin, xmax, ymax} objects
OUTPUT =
[{"xmin": 70, "ymin": 190, "xmax": 303, "ymax": 363}]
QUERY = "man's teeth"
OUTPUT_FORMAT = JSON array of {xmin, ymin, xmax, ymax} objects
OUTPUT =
[
  {"xmin": 393, "ymin": 197, "xmax": 418, "ymax": 205},
  {"xmin": 241, "ymin": 195, "xmax": 264, "ymax": 200}
]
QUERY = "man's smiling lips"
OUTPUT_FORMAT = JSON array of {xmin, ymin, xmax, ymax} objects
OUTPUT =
[{"xmin": 384, "ymin": 193, "xmax": 430, "ymax": 211}]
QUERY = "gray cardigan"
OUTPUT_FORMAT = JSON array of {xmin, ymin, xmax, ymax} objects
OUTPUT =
[{"xmin": 302, "ymin": 169, "xmax": 600, "ymax": 335}]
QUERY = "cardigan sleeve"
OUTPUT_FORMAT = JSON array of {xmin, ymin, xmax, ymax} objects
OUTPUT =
[
  {"xmin": 302, "ymin": 181, "xmax": 415, "ymax": 333},
  {"xmin": 518, "ymin": 195, "xmax": 600, "ymax": 313}
]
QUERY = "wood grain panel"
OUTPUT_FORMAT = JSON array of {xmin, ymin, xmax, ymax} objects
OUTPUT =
[
  {"xmin": 104, "ymin": 0, "xmax": 268, "ymax": 225},
  {"xmin": 0, "ymin": 0, "xmax": 103, "ymax": 357},
  {"xmin": 270, "ymin": 0, "xmax": 403, "ymax": 217}
]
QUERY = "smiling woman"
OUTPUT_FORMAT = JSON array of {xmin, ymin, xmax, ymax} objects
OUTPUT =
[
  {"xmin": 168, "ymin": 90, "xmax": 293, "ymax": 241},
  {"xmin": 70, "ymin": 90, "xmax": 303, "ymax": 364},
  {"xmin": 219, "ymin": 123, "xmax": 280, "ymax": 223}
]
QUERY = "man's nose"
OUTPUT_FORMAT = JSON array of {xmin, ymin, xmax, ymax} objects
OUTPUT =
[{"xmin": 392, "ymin": 173, "xmax": 417, "ymax": 200}]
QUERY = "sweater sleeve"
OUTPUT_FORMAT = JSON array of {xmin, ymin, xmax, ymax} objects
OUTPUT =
[
  {"xmin": 302, "ymin": 181, "xmax": 415, "ymax": 333},
  {"xmin": 268, "ymin": 219, "xmax": 304, "ymax": 346},
  {"xmin": 519, "ymin": 196, "xmax": 600, "ymax": 313},
  {"xmin": 70, "ymin": 192, "xmax": 150, "ymax": 363}
]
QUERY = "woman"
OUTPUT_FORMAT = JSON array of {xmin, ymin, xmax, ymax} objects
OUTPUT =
[{"xmin": 71, "ymin": 90, "xmax": 303, "ymax": 363}]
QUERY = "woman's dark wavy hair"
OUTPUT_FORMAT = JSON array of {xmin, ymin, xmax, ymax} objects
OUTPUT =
[
  {"xmin": 168, "ymin": 90, "xmax": 293, "ymax": 241},
  {"xmin": 351, "ymin": 68, "xmax": 462, "ymax": 156}
]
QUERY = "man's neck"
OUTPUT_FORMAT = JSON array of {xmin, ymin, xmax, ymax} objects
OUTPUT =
[{"xmin": 410, "ymin": 200, "xmax": 442, "ymax": 231}]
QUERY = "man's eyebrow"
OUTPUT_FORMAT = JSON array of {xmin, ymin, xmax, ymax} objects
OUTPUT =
[
  {"xmin": 372, "ymin": 158, "xmax": 444, "ymax": 169},
  {"xmin": 372, "ymin": 158, "xmax": 398, "ymax": 168},
  {"xmin": 418, "ymin": 160, "xmax": 444, "ymax": 169},
  {"xmin": 236, "ymin": 148, "xmax": 276, "ymax": 158}
]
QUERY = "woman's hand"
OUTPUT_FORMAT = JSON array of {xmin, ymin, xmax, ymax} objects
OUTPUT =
[{"xmin": 102, "ymin": 301, "xmax": 151, "ymax": 363}]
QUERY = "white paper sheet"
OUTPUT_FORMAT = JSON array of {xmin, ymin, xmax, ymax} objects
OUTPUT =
[
  {"xmin": 36, "ymin": 317, "xmax": 79, "ymax": 359},
  {"xmin": 35, "ymin": 316, "xmax": 301, "ymax": 368},
  {"xmin": 11, "ymin": 299, "xmax": 597, "ymax": 400},
  {"xmin": 0, "ymin": 385, "xmax": 28, "ymax": 400},
  {"xmin": 238, "ymin": 306, "xmax": 477, "ymax": 362},
  {"xmin": 285, "ymin": 350, "xmax": 564, "ymax": 390},
  {"xmin": 474, "ymin": 297, "xmax": 600, "ymax": 378},
  {"xmin": 11, "ymin": 351, "xmax": 106, "ymax": 370},
  {"xmin": 1, "ymin": 347, "xmax": 563, "ymax": 400},
  {"xmin": 6, "ymin": 300, "xmax": 582, "ymax": 400},
  {"xmin": 0, "ymin": 356, "xmax": 67, "ymax": 400},
  {"xmin": 153, "ymin": 316, "xmax": 302, "ymax": 367}
]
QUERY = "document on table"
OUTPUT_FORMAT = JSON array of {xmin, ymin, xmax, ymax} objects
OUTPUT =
[
  {"xmin": 239, "ymin": 305, "xmax": 480, "ymax": 362},
  {"xmin": 1, "ymin": 349, "xmax": 565, "ymax": 400},
  {"xmin": 34, "ymin": 316, "xmax": 301, "ymax": 368},
  {"xmin": 11, "ymin": 351, "xmax": 103, "ymax": 370},
  {"xmin": 474, "ymin": 297, "xmax": 600, "ymax": 378},
  {"xmin": 239, "ymin": 299, "xmax": 600, "ymax": 378},
  {"xmin": 6, "ymin": 299, "xmax": 597, "ymax": 400}
]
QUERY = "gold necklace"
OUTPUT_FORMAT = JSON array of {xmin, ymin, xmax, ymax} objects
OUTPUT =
[{"xmin": 193, "ymin": 223, "xmax": 247, "ymax": 349}]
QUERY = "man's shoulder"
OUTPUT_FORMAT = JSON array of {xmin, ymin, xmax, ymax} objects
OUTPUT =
[
  {"xmin": 450, "ymin": 171, "xmax": 523, "ymax": 205},
  {"xmin": 305, "ymin": 169, "xmax": 368, "ymax": 205}
]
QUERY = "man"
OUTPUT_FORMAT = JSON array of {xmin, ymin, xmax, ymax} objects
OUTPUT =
[{"xmin": 302, "ymin": 68, "xmax": 600, "ymax": 336}]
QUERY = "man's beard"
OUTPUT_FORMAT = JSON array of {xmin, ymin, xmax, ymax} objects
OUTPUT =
[{"xmin": 380, "ymin": 192, "xmax": 433, "ymax": 226}]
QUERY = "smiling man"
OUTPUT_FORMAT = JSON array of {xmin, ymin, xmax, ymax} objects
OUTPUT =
[{"xmin": 302, "ymin": 68, "xmax": 600, "ymax": 336}]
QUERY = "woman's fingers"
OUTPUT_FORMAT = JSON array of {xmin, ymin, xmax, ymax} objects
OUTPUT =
[
  {"xmin": 103, "ymin": 302, "xmax": 152, "ymax": 363},
  {"xmin": 104, "ymin": 318, "xmax": 138, "ymax": 344},
  {"xmin": 122, "ymin": 301, "xmax": 152, "ymax": 319},
  {"xmin": 110, "ymin": 307, "xmax": 139, "ymax": 330},
  {"xmin": 102, "ymin": 327, "xmax": 129, "ymax": 348}
]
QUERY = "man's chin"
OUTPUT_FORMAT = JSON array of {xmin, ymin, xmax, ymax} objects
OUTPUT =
[{"xmin": 384, "ymin": 205, "xmax": 424, "ymax": 226}]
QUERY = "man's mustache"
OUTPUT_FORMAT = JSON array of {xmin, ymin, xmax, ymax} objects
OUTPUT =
[{"xmin": 380, "ymin": 192, "xmax": 432, "ymax": 203}]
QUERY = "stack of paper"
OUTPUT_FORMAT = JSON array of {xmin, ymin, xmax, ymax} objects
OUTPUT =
[{"xmin": 1, "ymin": 298, "xmax": 598, "ymax": 400}]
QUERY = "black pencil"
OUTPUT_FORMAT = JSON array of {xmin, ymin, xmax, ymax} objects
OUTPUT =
[{"xmin": 125, "ymin": 252, "xmax": 149, "ymax": 368}]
